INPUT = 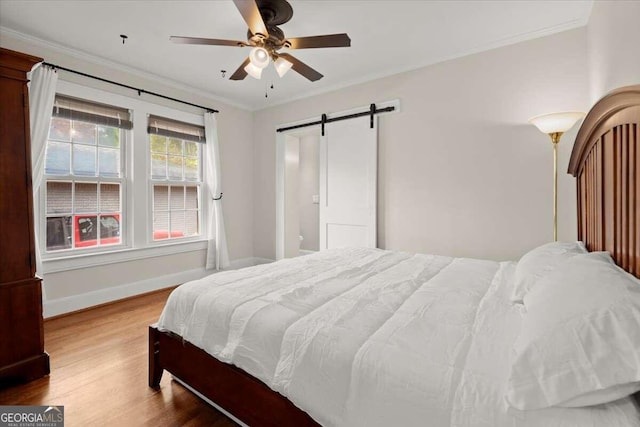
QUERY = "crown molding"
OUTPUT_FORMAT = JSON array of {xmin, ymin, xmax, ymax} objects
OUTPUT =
[
  {"xmin": 0, "ymin": 26, "xmax": 253, "ymax": 112},
  {"xmin": 1, "ymin": 10, "xmax": 589, "ymax": 113},
  {"xmin": 255, "ymin": 17, "xmax": 590, "ymax": 111}
]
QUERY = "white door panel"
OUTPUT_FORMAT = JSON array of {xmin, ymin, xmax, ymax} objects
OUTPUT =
[
  {"xmin": 320, "ymin": 116, "xmax": 377, "ymax": 250},
  {"xmin": 326, "ymin": 224, "xmax": 368, "ymax": 249}
]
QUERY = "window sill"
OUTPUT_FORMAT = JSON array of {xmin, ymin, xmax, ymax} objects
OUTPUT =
[{"xmin": 42, "ymin": 239, "xmax": 208, "ymax": 274}]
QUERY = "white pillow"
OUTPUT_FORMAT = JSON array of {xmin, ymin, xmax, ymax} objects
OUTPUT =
[
  {"xmin": 510, "ymin": 241, "xmax": 586, "ymax": 303},
  {"xmin": 506, "ymin": 252, "xmax": 640, "ymax": 410}
]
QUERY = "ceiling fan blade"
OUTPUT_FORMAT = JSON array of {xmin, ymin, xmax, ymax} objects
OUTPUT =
[
  {"xmin": 233, "ymin": 0, "xmax": 269, "ymax": 38},
  {"xmin": 170, "ymin": 36, "xmax": 247, "ymax": 47},
  {"xmin": 229, "ymin": 57, "xmax": 251, "ymax": 80},
  {"xmin": 278, "ymin": 53, "xmax": 323, "ymax": 82},
  {"xmin": 286, "ymin": 33, "xmax": 351, "ymax": 49}
]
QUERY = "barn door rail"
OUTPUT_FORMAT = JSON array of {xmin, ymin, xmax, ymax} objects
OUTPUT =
[{"xmin": 276, "ymin": 103, "xmax": 395, "ymax": 135}]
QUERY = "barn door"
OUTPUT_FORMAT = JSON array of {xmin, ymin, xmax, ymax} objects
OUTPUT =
[{"xmin": 319, "ymin": 116, "xmax": 377, "ymax": 250}]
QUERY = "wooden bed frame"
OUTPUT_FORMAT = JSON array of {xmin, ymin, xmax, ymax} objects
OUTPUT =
[
  {"xmin": 149, "ymin": 84, "xmax": 640, "ymax": 426},
  {"xmin": 148, "ymin": 325, "xmax": 318, "ymax": 426},
  {"xmin": 568, "ymin": 85, "xmax": 640, "ymax": 272}
]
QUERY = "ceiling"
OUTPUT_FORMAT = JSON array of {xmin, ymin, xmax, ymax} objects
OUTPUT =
[{"xmin": 0, "ymin": 1, "xmax": 593, "ymax": 111}]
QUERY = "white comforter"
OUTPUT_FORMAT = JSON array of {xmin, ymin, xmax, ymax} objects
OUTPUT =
[{"xmin": 158, "ymin": 247, "xmax": 639, "ymax": 426}]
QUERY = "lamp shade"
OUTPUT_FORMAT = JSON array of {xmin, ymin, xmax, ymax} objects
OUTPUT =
[
  {"xmin": 244, "ymin": 62, "xmax": 263, "ymax": 79},
  {"xmin": 249, "ymin": 47, "xmax": 270, "ymax": 69},
  {"xmin": 528, "ymin": 111, "xmax": 585, "ymax": 134},
  {"xmin": 274, "ymin": 57, "xmax": 293, "ymax": 78}
]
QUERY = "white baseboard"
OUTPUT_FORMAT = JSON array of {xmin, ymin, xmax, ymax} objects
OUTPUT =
[
  {"xmin": 299, "ymin": 250, "xmax": 317, "ymax": 256},
  {"xmin": 43, "ymin": 256, "xmax": 273, "ymax": 318}
]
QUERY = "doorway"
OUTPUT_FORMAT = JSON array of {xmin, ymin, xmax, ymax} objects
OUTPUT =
[
  {"xmin": 281, "ymin": 129, "xmax": 321, "ymax": 258},
  {"xmin": 277, "ymin": 117, "xmax": 377, "ymax": 260},
  {"xmin": 276, "ymin": 101, "xmax": 398, "ymax": 260}
]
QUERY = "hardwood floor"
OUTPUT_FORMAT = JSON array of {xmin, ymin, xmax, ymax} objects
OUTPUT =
[{"xmin": 0, "ymin": 288, "xmax": 237, "ymax": 427}]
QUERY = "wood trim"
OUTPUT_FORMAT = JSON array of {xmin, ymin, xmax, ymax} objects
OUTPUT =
[
  {"xmin": 0, "ymin": 48, "xmax": 42, "ymax": 82},
  {"xmin": 149, "ymin": 325, "xmax": 319, "ymax": 427}
]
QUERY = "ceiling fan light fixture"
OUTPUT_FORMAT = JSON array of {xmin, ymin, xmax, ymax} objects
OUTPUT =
[
  {"xmin": 249, "ymin": 47, "xmax": 270, "ymax": 69},
  {"xmin": 244, "ymin": 62, "xmax": 263, "ymax": 79},
  {"xmin": 171, "ymin": 0, "xmax": 350, "ymax": 82},
  {"xmin": 274, "ymin": 57, "xmax": 293, "ymax": 77}
]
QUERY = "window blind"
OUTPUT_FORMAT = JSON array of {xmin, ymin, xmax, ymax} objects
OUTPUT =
[
  {"xmin": 52, "ymin": 95, "xmax": 133, "ymax": 130},
  {"xmin": 147, "ymin": 115, "xmax": 205, "ymax": 143}
]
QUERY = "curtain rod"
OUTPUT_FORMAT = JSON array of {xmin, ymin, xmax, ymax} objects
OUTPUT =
[
  {"xmin": 41, "ymin": 62, "xmax": 219, "ymax": 113},
  {"xmin": 276, "ymin": 104, "xmax": 395, "ymax": 134}
]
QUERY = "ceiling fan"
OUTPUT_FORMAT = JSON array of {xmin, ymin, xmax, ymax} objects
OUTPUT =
[{"xmin": 170, "ymin": 0, "xmax": 350, "ymax": 82}]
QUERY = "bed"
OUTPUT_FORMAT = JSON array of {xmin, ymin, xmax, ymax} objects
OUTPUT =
[{"xmin": 149, "ymin": 84, "xmax": 640, "ymax": 427}]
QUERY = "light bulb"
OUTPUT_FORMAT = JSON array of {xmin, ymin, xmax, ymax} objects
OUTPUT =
[
  {"xmin": 274, "ymin": 57, "xmax": 293, "ymax": 78},
  {"xmin": 249, "ymin": 47, "xmax": 270, "ymax": 69},
  {"xmin": 244, "ymin": 62, "xmax": 263, "ymax": 79}
]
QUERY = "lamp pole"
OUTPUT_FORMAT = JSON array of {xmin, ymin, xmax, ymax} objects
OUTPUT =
[
  {"xmin": 550, "ymin": 132, "xmax": 563, "ymax": 242},
  {"xmin": 529, "ymin": 111, "xmax": 584, "ymax": 243}
]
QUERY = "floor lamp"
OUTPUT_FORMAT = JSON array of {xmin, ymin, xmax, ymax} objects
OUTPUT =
[{"xmin": 529, "ymin": 112, "xmax": 585, "ymax": 241}]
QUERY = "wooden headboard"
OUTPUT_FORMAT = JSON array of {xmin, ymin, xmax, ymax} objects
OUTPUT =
[{"xmin": 568, "ymin": 85, "xmax": 640, "ymax": 277}]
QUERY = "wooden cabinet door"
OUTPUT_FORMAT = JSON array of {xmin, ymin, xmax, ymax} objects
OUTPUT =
[{"xmin": 0, "ymin": 47, "xmax": 49, "ymax": 386}]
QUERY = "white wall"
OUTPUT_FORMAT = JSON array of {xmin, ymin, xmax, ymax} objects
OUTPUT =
[
  {"xmin": 587, "ymin": 0, "xmax": 640, "ymax": 102},
  {"xmin": 298, "ymin": 135, "xmax": 320, "ymax": 251},
  {"xmin": 253, "ymin": 28, "xmax": 589, "ymax": 262},
  {"xmin": 0, "ymin": 32, "xmax": 254, "ymax": 315}
]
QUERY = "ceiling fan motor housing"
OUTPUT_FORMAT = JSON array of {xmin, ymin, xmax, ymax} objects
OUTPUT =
[
  {"xmin": 256, "ymin": 0, "xmax": 294, "ymax": 25},
  {"xmin": 248, "ymin": 0, "xmax": 291, "ymax": 54}
]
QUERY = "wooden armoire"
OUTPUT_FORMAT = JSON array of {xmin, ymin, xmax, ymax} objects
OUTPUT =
[{"xmin": 0, "ymin": 48, "xmax": 50, "ymax": 385}]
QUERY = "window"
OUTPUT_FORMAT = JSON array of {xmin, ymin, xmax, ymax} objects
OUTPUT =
[
  {"xmin": 44, "ymin": 95, "xmax": 131, "ymax": 252},
  {"xmin": 40, "ymin": 84, "xmax": 208, "ymax": 266},
  {"xmin": 148, "ymin": 115, "xmax": 204, "ymax": 241}
]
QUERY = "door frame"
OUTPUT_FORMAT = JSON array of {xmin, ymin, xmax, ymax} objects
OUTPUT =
[{"xmin": 275, "ymin": 100, "xmax": 400, "ymax": 260}]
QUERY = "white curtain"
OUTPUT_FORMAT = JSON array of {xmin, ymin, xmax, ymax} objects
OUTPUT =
[
  {"xmin": 28, "ymin": 64, "xmax": 58, "ymax": 276},
  {"xmin": 204, "ymin": 112, "xmax": 230, "ymax": 270}
]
